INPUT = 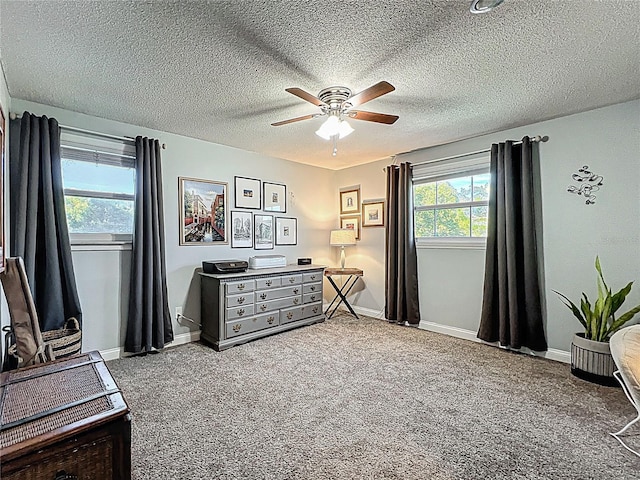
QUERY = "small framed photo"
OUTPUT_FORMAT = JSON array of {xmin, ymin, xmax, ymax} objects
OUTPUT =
[
  {"xmin": 230, "ymin": 211, "xmax": 253, "ymax": 248},
  {"xmin": 254, "ymin": 214, "xmax": 274, "ymax": 250},
  {"xmin": 234, "ymin": 176, "xmax": 261, "ymax": 209},
  {"xmin": 263, "ymin": 182, "xmax": 287, "ymax": 212},
  {"xmin": 275, "ymin": 217, "xmax": 297, "ymax": 246},
  {"xmin": 179, "ymin": 177, "xmax": 227, "ymax": 245},
  {"xmin": 340, "ymin": 215, "xmax": 361, "ymax": 240},
  {"xmin": 362, "ymin": 200, "xmax": 385, "ymax": 227},
  {"xmin": 340, "ymin": 187, "xmax": 360, "ymax": 214}
]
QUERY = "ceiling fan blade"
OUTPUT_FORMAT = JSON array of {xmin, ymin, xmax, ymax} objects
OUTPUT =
[
  {"xmin": 285, "ymin": 88, "xmax": 326, "ymax": 107},
  {"xmin": 347, "ymin": 81, "xmax": 395, "ymax": 108},
  {"xmin": 349, "ymin": 110, "xmax": 399, "ymax": 125},
  {"xmin": 271, "ymin": 114, "xmax": 317, "ymax": 126}
]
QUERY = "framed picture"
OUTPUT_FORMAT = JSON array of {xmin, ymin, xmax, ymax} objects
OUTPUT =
[
  {"xmin": 234, "ymin": 176, "xmax": 261, "ymax": 209},
  {"xmin": 340, "ymin": 187, "xmax": 360, "ymax": 214},
  {"xmin": 275, "ymin": 217, "xmax": 297, "ymax": 246},
  {"xmin": 230, "ymin": 211, "xmax": 253, "ymax": 248},
  {"xmin": 0, "ymin": 104, "xmax": 4, "ymax": 273},
  {"xmin": 362, "ymin": 200, "xmax": 385, "ymax": 227},
  {"xmin": 340, "ymin": 215, "xmax": 361, "ymax": 240},
  {"xmin": 254, "ymin": 214, "xmax": 274, "ymax": 250},
  {"xmin": 263, "ymin": 182, "xmax": 286, "ymax": 212},
  {"xmin": 179, "ymin": 177, "xmax": 228, "ymax": 245}
]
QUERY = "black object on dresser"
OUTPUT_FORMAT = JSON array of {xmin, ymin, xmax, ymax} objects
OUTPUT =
[
  {"xmin": 0, "ymin": 351, "xmax": 131, "ymax": 480},
  {"xmin": 200, "ymin": 264, "xmax": 325, "ymax": 351}
]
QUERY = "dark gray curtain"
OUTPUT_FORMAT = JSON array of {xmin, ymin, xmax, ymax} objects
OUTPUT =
[
  {"xmin": 125, "ymin": 137, "xmax": 173, "ymax": 353},
  {"xmin": 385, "ymin": 162, "xmax": 420, "ymax": 325},
  {"xmin": 478, "ymin": 137, "xmax": 547, "ymax": 351},
  {"xmin": 9, "ymin": 112, "xmax": 82, "ymax": 331}
]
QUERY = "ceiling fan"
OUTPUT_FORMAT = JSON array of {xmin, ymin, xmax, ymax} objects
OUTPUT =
[{"xmin": 271, "ymin": 81, "xmax": 399, "ymax": 156}]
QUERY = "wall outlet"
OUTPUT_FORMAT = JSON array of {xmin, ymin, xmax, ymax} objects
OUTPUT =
[{"xmin": 175, "ymin": 306, "xmax": 183, "ymax": 320}]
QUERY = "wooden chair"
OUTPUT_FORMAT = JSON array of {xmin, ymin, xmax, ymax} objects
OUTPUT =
[
  {"xmin": 0, "ymin": 257, "xmax": 54, "ymax": 368},
  {"xmin": 610, "ymin": 325, "xmax": 640, "ymax": 457}
]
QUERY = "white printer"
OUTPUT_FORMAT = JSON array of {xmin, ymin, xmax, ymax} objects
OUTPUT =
[{"xmin": 248, "ymin": 255, "xmax": 287, "ymax": 269}]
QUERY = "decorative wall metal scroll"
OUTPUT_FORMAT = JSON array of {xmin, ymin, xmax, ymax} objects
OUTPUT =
[{"xmin": 567, "ymin": 165, "xmax": 603, "ymax": 205}]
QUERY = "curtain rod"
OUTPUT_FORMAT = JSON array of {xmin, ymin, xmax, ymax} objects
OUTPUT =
[
  {"xmin": 386, "ymin": 135, "xmax": 548, "ymax": 170},
  {"xmin": 9, "ymin": 112, "xmax": 167, "ymax": 149}
]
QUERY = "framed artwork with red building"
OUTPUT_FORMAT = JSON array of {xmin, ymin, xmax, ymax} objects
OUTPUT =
[{"xmin": 179, "ymin": 177, "xmax": 228, "ymax": 245}]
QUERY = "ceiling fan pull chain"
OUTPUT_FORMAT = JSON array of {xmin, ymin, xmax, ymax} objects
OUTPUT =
[{"xmin": 332, "ymin": 135, "xmax": 338, "ymax": 157}]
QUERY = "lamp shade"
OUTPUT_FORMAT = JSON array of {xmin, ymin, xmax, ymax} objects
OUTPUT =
[{"xmin": 330, "ymin": 229, "xmax": 356, "ymax": 246}]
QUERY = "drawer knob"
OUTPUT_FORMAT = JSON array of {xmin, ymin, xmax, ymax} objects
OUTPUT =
[
  {"xmin": 266, "ymin": 280, "xmax": 273, "ymax": 286},
  {"xmin": 237, "ymin": 283, "xmax": 245, "ymax": 291},
  {"xmin": 293, "ymin": 288, "xmax": 299, "ymax": 294},
  {"xmin": 233, "ymin": 324, "xmax": 242, "ymax": 332},
  {"xmin": 310, "ymin": 286, "xmax": 316, "ymax": 291},
  {"xmin": 287, "ymin": 312, "xmax": 293, "ymax": 320},
  {"xmin": 289, "ymin": 278, "xmax": 295, "ymax": 283},
  {"xmin": 311, "ymin": 295, "xmax": 316, "ymax": 301},
  {"xmin": 310, "ymin": 275, "xmax": 316, "ymax": 280},
  {"xmin": 260, "ymin": 293, "xmax": 267, "ymax": 300},
  {"xmin": 237, "ymin": 296, "xmax": 245, "ymax": 304},
  {"xmin": 237, "ymin": 308, "xmax": 245, "ymax": 316},
  {"xmin": 267, "ymin": 316, "xmax": 275, "ymax": 324},
  {"xmin": 313, "ymin": 306, "xmax": 319, "ymax": 313},
  {"xmin": 293, "ymin": 298, "xmax": 299, "ymax": 305},
  {"xmin": 260, "ymin": 304, "xmax": 267, "ymax": 311}
]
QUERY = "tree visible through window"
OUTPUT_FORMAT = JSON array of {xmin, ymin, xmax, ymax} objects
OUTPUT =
[{"xmin": 414, "ymin": 173, "xmax": 490, "ymax": 238}]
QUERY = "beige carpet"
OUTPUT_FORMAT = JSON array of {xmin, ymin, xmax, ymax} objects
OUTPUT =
[{"xmin": 108, "ymin": 314, "xmax": 638, "ymax": 479}]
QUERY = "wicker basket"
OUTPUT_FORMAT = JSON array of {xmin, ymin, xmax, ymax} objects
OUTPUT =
[{"xmin": 7, "ymin": 318, "xmax": 82, "ymax": 364}]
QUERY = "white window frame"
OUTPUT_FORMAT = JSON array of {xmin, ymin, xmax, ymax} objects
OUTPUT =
[
  {"xmin": 60, "ymin": 129, "xmax": 136, "ymax": 248},
  {"xmin": 412, "ymin": 153, "xmax": 490, "ymax": 250}
]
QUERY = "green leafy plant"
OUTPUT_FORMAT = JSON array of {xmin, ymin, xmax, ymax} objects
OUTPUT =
[{"xmin": 554, "ymin": 256, "xmax": 640, "ymax": 342}]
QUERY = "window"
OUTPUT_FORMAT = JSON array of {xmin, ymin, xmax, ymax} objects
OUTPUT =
[
  {"xmin": 412, "ymin": 153, "xmax": 490, "ymax": 243},
  {"xmin": 60, "ymin": 129, "xmax": 136, "ymax": 242}
]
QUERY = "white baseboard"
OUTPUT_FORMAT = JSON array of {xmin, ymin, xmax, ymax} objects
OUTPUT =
[
  {"xmin": 99, "ymin": 347, "xmax": 122, "ymax": 361},
  {"xmin": 418, "ymin": 321, "xmax": 570, "ymax": 364},
  {"xmin": 352, "ymin": 305, "xmax": 386, "ymax": 319},
  {"xmin": 99, "ymin": 330, "xmax": 201, "ymax": 361}
]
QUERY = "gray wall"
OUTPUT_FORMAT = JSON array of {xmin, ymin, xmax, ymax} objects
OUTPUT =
[
  {"xmin": 10, "ymin": 99, "xmax": 338, "ymax": 355},
  {"xmin": 335, "ymin": 100, "xmax": 640, "ymax": 353}
]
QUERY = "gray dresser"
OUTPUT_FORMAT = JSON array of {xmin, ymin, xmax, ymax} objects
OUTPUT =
[{"xmin": 199, "ymin": 265, "xmax": 325, "ymax": 351}]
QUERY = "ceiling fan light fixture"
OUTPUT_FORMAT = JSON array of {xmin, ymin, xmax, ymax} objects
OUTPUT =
[
  {"xmin": 337, "ymin": 119, "xmax": 354, "ymax": 139},
  {"xmin": 315, "ymin": 115, "xmax": 353, "ymax": 140},
  {"xmin": 470, "ymin": 0, "xmax": 504, "ymax": 14}
]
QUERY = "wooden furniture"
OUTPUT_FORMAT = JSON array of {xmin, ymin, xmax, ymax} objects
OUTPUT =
[
  {"xmin": 0, "ymin": 351, "xmax": 131, "ymax": 480},
  {"xmin": 324, "ymin": 268, "xmax": 364, "ymax": 319},
  {"xmin": 200, "ymin": 264, "xmax": 325, "ymax": 351}
]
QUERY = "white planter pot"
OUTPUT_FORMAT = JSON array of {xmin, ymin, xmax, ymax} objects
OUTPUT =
[{"xmin": 571, "ymin": 333, "xmax": 617, "ymax": 387}]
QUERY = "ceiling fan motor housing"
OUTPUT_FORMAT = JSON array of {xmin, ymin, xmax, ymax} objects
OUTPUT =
[{"xmin": 318, "ymin": 86, "xmax": 352, "ymax": 113}]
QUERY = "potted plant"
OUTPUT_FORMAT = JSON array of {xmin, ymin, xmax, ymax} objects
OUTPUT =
[{"xmin": 555, "ymin": 256, "xmax": 640, "ymax": 386}]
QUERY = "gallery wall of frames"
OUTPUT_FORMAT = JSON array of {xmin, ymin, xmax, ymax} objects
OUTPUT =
[{"xmin": 179, "ymin": 175, "xmax": 296, "ymax": 249}]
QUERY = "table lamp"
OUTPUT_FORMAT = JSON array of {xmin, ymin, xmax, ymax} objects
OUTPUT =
[{"xmin": 330, "ymin": 229, "xmax": 357, "ymax": 269}]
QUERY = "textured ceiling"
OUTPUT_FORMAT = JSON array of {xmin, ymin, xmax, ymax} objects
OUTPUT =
[{"xmin": 1, "ymin": 1, "xmax": 639, "ymax": 170}]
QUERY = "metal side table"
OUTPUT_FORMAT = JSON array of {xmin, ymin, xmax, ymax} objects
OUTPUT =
[{"xmin": 324, "ymin": 268, "xmax": 364, "ymax": 319}]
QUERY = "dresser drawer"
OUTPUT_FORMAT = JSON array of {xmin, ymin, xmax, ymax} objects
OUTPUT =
[
  {"xmin": 303, "ymin": 292, "xmax": 322, "ymax": 304},
  {"xmin": 303, "ymin": 282, "xmax": 321, "ymax": 294},
  {"xmin": 226, "ymin": 312, "xmax": 279, "ymax": 338},
  {"xmin": 281, "ymin": 303, "xmax": 322, "ymax": 324},
  {"xmin": 225, "ymin": 304, "xmax": 255, "ymax": 321},
  {"xmin": 225, "ymin": 280, "xmax": 255, "ymax": 295},
  {"xmin": 255, "ymin": 285, "xmax": 302, "ymax": 302},
  {"xmin": 225, "ymin": 292, "xmax": 254, "ymax": 307},
  {"xmin": 302, "ymin": 271, "xmax": 322, "ymax": 283},
  {"xmin": 281, "ymin": 274, "xmax": 302, "ymax": 286},
  {"xmin": 255, "ymin": 277, "xmax": 282, "ymax": 290},
  {"xmin": 255, "ymin": 295, "xmax": 302, "ymax": 314}
]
